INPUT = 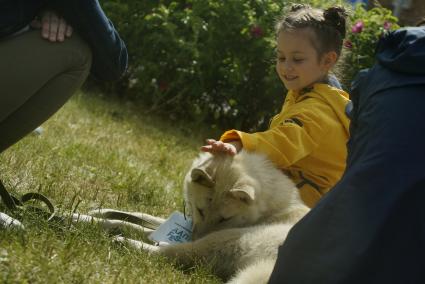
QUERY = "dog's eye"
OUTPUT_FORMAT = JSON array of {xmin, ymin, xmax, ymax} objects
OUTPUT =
[
  {"xmin": 218, "ymin": 216, "xmax": 231, "ymax": 223},
  {"xmin": 197, "ymin": 207, "xmax": 204, "ymax": 218}
]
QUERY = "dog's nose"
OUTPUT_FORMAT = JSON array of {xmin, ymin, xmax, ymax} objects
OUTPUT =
[
  {"xmin": 192, "ymin": 225, "xmax": 208, "ymax": 240},
  {"xmin": 192, "ymin": 226, "xmax": 200, "ymax": 240}
]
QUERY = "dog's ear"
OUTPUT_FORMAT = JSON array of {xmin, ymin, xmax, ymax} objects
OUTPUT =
[
  {"xmin": 190, "ymin": 154, "xmax": 219, "ymax": 188},
  {"xmin": 191, "ymin": 168, "xmax": 215, "ymax": 188},
  {"xmin": 230, "ymin": 185, "xmax": 255, "ymax": 204}
]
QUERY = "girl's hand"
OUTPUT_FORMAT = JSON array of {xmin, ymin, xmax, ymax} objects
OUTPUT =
[
  {"xmin": 31, "ymin": 10, "xmax": 73, "ymax": 42},
  {"xmin": 200, "ymin": 139, "xmax": 242, "ymax": 156}
]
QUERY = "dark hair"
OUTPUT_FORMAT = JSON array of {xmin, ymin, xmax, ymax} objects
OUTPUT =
[
  {"xmin": 416, "ymin": 18, "xmax": 425, "ymax": 26},
  {"xmin": 276, "ymin": 4, "xmax": 348, "ymax": 57}
]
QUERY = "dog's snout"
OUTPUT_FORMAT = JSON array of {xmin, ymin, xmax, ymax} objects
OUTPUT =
[
  {"xmin": 192, "ymin": 225, "xmax": 208, "ymax": 240},
  {"xmin": 192, "ymin": 225, "xmax": 200, "ymax": 240}
]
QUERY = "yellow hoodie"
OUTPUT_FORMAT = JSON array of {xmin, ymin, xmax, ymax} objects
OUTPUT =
[{"xmin": 220, "ymin": 83, "xmax": 350, "ymax": 207}]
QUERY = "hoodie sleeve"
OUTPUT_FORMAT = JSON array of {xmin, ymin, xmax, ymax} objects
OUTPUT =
[
  {"xmin": 220, "ymin": 98, "xmax": 332, "ymax": 168},
  {"xmin": 50, "ymin": 0, "xmax": 128, "ymax": 81}
]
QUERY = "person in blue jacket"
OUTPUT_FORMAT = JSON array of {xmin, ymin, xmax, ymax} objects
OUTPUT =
[
  {"xmin": 0, "ymin": 0, "xmax": 128, "ymax": 152},
  {"xmin": 268, "ymin": 26, "xmax": 425, "ymax": 283}
]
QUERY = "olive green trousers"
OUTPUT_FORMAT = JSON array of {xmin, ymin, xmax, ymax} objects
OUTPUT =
[{"xmin": 0, "ymin": 29, "xmax": 92, "ymax": 152}]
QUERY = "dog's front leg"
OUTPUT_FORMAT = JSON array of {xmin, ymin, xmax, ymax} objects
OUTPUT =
[
  {"xmin": 114, "ymin": 235, "xmax": 199, "ymax": 268},
  {"xmin": 114, "ymin": 236, "xmax": 161, "ymax": 253}
]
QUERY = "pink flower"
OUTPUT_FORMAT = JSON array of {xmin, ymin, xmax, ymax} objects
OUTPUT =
[
  {"xmin": 159, "ymin": 81, "xmax": 169, "ymax": 92},
  {"xmin": 250, "ymin": 25, "xmax": 264, "ymax": 38},
  {"xmin": 344, "ymin": 40, "xmax": 353, "ymax": 49},
  {"xmin": 351, "ymin": 21, "xmax": 364, "ymax": 33},
  {"xmin": 383, "ymin": 21, "xmax": 391, "ymax": 30}
]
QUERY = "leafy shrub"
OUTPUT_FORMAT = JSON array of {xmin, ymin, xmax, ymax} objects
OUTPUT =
[
  {"xmin": 101, "ymin": 0, "xmax": 290, "ymax": 131},
  {"xmin": 339, "ymin": 4, "xmax": 399, "ymax": 88},
  {"xmin": 100, "ymin": 0, "xmax": 398, "ymax": 131}
]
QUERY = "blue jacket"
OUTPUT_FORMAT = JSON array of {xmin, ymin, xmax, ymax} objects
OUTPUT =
[
  {"xmin": 0, "ymin": 0, "xmax": 128, "ymax": 81},
  {"xmin": 269, "ymin": 27, "xmax": 425, "ymax": 284},
  {"xmin": 0, "ymin": 0, "xmax": 45, "ymax": 37}
]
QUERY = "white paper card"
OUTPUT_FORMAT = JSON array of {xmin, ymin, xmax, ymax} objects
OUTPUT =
[{"xmin": 149, "ymin": 211, "xmax": 192, "ymax": 244}]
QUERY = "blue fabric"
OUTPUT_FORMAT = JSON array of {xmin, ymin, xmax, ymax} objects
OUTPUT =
[
  {"xmin": 0, "ymin": 0, "xmax": 46, "ymax": 38},
  {"xmin": 328, "ymin": 74, "xmax": 342, "ymax": 89},
  {"xmin": 0, "ymin": 0, "xmax": 127, "ymax": 81},
  {"xmin": 377, "ymin": 27, "xmax": 425, "ymax": 75},
  {"xmin": 269, "ymin": 27, "xmax": 425, "ymax": 284}
]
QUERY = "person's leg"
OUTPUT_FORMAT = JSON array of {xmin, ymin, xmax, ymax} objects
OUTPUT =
[{"xmin": 0, "ymin": 29, "xmax": 92, "ymax": 152}]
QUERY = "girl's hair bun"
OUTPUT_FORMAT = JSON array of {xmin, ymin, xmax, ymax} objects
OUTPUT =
[
  {"xmin": 324, "ymin": 6, "xmax": 348, "ymax": 38},
  {"xmin": 289, "ymin": 3, "xmax": 310, "ymax": 12},
  {"xmin": 416, "ymin": 17, "xmax": 425, "ymax": 26}
]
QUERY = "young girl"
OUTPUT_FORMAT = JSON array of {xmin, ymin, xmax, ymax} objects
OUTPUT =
[{"xmin": 201, "ymin": 4, "xmax": 351, "ymax": 208}]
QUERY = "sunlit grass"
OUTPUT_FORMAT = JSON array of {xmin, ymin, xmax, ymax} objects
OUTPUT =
[{"xmin": 0, "ymin": 91, "xmax": 221, "ymax": 283}]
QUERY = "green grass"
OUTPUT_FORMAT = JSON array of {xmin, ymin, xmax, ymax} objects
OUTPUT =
[{"xmin": 0, "ymin": 92, "xmax": 221, "ymax": 283}]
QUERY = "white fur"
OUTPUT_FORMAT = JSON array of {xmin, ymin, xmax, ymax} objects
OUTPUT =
[
  {"xmin": 184, "ymin": 151, "xmax": 308, "ymax": 239},
  {"xmin": 76, "ymin": 150, "xmax": 309, "ymax": 282}
]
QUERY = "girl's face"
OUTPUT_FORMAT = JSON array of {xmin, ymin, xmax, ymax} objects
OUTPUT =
[{"xmin": 276, "ymin": 28, "xmax": 336, "ymax": 91}]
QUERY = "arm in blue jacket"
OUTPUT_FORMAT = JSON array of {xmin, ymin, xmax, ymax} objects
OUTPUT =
[{"xmin": 268, "ymin": 27, "xmax": 425, "ymax": 284}]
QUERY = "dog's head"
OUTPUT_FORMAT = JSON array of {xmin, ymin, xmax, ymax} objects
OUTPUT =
[{"xmin": 183, "ymin": 151, "xmax": 265, "ymax": 240}]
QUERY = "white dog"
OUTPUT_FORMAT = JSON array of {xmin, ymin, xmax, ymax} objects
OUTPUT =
[{"xmin": 74, "ymin": 150, "xmax": 309, "ymax": 283}]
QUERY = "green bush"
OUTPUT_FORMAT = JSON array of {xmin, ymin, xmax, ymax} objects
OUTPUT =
[
  {"xmin": 102, "ymin": 0, "xmax": 290, "ymax": 131},
  {"xmin": 100, "ymin": 0, "xmax": 398, "ymax": 131},
  {"xmin": 340, "ymin": 4, "xmax": 399, "ymax": 88}
]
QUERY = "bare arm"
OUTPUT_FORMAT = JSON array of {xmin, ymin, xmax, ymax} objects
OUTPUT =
[{"xmin": 200, "ymin": 139, "xmax": 242, "ymax": 155}]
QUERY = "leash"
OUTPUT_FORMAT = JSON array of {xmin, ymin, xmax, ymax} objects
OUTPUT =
[
  {"xmin": 0, "ymin": 179, "xmax": 19, "ymax": 210},
  {"xmin": 1, "ymin": 179, "xmax": 160, "ymax": 232},
  {"xmin": 0, "ymin": 179, "xmax": 59, "ymax": 226},
  {"xmin": 96, "ymin": 211, "xmax": 159, "ymax": 231}
]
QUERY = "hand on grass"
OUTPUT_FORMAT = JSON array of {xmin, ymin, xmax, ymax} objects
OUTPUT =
[
  {"xmin": 31, "ymin": 10, "xmax": 73, "ymax": 42},
  {"xmin": 200, "ymin": 139, "xmax": 242, "ymax": 156}
]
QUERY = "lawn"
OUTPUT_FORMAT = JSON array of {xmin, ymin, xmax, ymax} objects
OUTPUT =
[{"xmin": 0, "ymin": 91, "xmax": 221, "ymax": 283}]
